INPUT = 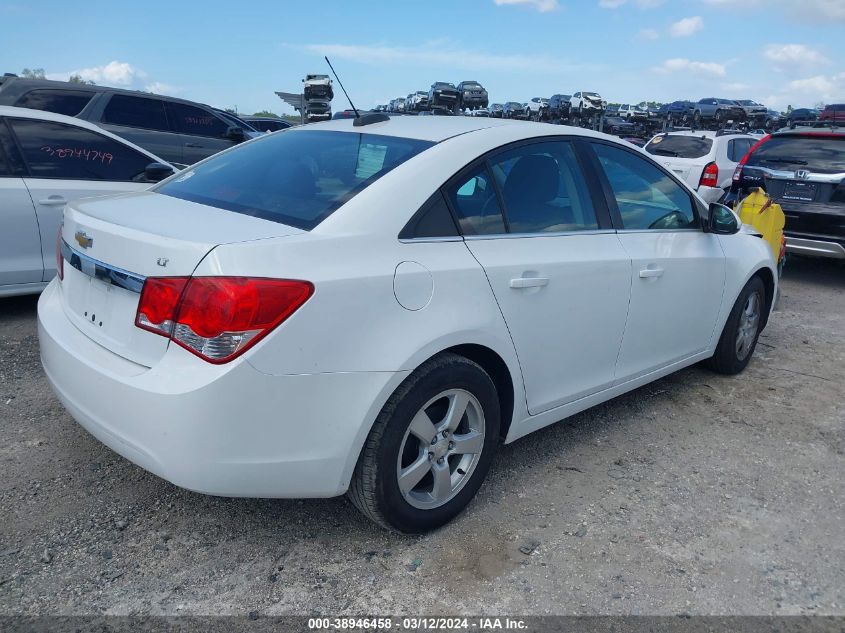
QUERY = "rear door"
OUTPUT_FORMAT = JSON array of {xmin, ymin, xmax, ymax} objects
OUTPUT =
[
  {"xmin": 450, "ymin": 139, "xmax": 632, "ymax": 414},
  {"xmin": 6, "ymin": 116, "xmax": 156, "ymax": 280},
  {"xmin": 0, "ymin": 120, "xmax": 42, "ymax": 286},
  {"xmin": 97, "ymin": 93, "xmax": 181, "ymax": 164},
  {"xmin": 166, "ymin": 102, "xmax": 236, "ymax": 164},
  {"xmin": 588, "ymin": 140, "xmax": 726, "ymax": 381}
]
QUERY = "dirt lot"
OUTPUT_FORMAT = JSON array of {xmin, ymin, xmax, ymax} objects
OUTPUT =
[{"xmin": 1, "ymin": 257, "xmax": 843, "ymax": 616}]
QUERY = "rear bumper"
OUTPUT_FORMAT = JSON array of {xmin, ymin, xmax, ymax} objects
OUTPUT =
[
  {"xmin": 38, "ymin": 279, "xmax": 401, "ymax": 498},
  {"xmin": 785, "ymin": 236, "xmax": 845, "ymax": 259}
]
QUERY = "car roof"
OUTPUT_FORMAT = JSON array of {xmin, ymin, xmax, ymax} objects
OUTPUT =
[
  {"xmin": 0, "ymin": 105, "xmax": 170, "ymax": 164},
  {"xmin": 295, "ymin": 115, "xmax": 638, "ymax": 145}
]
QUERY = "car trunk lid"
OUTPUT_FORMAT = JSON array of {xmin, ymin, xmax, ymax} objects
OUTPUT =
[{"xmin": 60, "ymin": 191, "xmax": 303, "ymax": 367}]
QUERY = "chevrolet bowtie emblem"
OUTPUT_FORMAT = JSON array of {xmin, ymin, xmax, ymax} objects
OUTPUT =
[{"xmin": 75, "ymin": 230, "xmax": 93, "ymax": 249}]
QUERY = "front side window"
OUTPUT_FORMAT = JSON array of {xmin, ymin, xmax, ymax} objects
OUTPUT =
[
  {"xmin": 102, "ymin": 94, "xmax": 170, "ymax": 132},
  {"xmin": 489, "ymin": 141, "xmax": 598, "ymax": 234},
  {"xmin": 592, "ymin": 142, "xmax": 698, "ymax": 231},
  {"xmin": 9, "ymin": 118, "xmax": 151, "ymax": 181},
  {"xmin": 157, "ymin": 130, "xmax": 432, "ymax": 230},
  {"xmin": 167, "ymin": 102, "xmax": 228, "ymax": 138},
  {"xmin": 15, "ymin": 89, "xmax": 94, "ymax": 116}
]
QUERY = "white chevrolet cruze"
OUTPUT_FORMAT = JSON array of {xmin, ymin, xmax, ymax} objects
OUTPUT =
[{"xmin": 38, "ymin": 114, "xmax": 777, "ymax": 532}]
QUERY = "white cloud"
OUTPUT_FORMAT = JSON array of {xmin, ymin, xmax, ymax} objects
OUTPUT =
[
  {"xmin": 70, "ymin": 61, "xmax": 140, "ymax": 86},
  {"xmin": 493, "ymin": 0, "xmax": 559, "ymax": 12},
  {"xmin": 760, "ymin": 72, "xmax": 845, "ymax": 110},
  {"xmin": 670, "ymin": 16, "xmax": 704, "ymax": 37},
  {"xmin": 45, "ymin": 60, "xmax": 180, "ymax": 97},
  {"xmin": 599, "ymin": 0, "xmax": 626, "ymax": 7},
  {"xmin": 144, "ymin": 82, "xmax": 179, "ymax": 95},
  {"xmin": 763, "ymin": 44, "xmax": 830, "ymax": 73},
  {"xmin": 653, "ymin": 57, "xmax": 726, "ymax": 77},
  {"xmin": 300, "ymin": 41, "xmax": 594, "ymax": 75},
  {"xmin": 636, "ymin": 28, "xmax": 659, "ymax": 40}
]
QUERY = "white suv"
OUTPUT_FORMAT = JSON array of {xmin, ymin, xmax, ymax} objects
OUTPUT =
[
  {"xmin": 644, "ymin": 130, "xmax": 759, "ymax": 204},
  {"xmin": 525, "ymin": 97, "xmax": 549, "ymax": 120},
  {"xmin": 618, "ymin": 104, "xmax": 648, "ymax": 120},
  {"xmin": 570, "ymin": 92, "xmax": 606, "ymax": 116}
]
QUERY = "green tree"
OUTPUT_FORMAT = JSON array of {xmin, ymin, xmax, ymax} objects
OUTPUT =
[
  {"xmin": 252, "ymin": 110, "xmax": 280, "ymax": 118},
  {"xmin": 68, "ymin": 74, "xmax": 94, "ymax": 85},
  {"xmin": 21, "ymin": 67, "xmax": 46, "ymax": 79}
]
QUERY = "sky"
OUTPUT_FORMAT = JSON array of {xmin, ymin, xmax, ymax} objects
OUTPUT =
[{"xmin": 1, "ymin": 0, "xmax": 843, "ymax": 115}]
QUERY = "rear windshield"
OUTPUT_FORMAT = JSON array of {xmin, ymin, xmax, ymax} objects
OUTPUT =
[
  {"xmin": 746, "ymin": 135, "xmax": 845, "ymax": 173},
  {"xmin": 156, "ymin": 130, "xmax": 433, "ymax": 230},
  {"xmin": 645, "ymin": 135, "xmax": 713, "ymax": 159}
]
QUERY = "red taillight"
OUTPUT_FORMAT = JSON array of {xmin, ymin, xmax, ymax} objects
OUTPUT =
[
  {"xmin": 733, "ymin": 133, "xmax": 771, "ymax": 183},
  {"xmin": 56, "ymin": 229, "xmax": 64, "ymax": 281},
  {"xmin": 699, "ymin": 162, "xmax": 719, "ymax": 188},
  {"xmin": 135, "ymin": 276, "xmax": 313, "ymax": 364}
]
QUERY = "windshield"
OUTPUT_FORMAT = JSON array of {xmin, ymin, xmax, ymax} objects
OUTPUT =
[
  {"xmin": 156, "ymin": 130, "xmax": 433, "ymax": 230},
  {"xmin": 645, "ymin": 135, "xmax": 713, "ymax": 159},
  {"xmin": 584, "ymin": 93, "xmax": 600, "ymax": 98},
  {"xmin": 746, "ymin": 135, "xmax": 845, "ymax": 173}
]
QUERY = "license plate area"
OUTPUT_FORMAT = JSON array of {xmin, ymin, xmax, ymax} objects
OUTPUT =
[{"xmin": 782, "ymin": 181, "xmax": 817, "ymax": 202}]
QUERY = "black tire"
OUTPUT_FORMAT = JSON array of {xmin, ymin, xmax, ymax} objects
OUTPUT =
[
  {"xmin": 707, "ymin": 276, "xmax": 766, "ymax": 375},
  {"xmin": 348, "ymin": 353, "xmax": 501, "ymax": 533}
]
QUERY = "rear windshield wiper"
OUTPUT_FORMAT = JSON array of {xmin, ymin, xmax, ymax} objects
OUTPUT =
[
  {"xmin": 650, "ymin": 148, "xmax": 680, "ymax": 157},
  {"xmin": 760, "ymin": 157, "xmax": 808, "ymax": 166}
]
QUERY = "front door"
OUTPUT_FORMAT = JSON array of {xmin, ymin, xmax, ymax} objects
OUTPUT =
[{"xmin": 589, "ymin": 141, "xmax": 726, "ymax": 382}]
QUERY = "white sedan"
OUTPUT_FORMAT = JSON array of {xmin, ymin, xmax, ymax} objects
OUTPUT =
[
  {"xmin": 0, "ymin": 106, "xmax": 174, "ymax": 297},
  {"xmin": 38, "ymin": 114, "xmax": 777, "ymax": 533}
]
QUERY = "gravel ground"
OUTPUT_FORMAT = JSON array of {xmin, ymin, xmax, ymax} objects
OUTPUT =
[{"xmin": 1, "ymin": 256, "xmax": 843, "ymax": 616}]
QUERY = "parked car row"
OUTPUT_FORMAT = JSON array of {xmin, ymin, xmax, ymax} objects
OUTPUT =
[{"xmin": 381, "ymin": 81, "xmax": 490, "ymax": 114}]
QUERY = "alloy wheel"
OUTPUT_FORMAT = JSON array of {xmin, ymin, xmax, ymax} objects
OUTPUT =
[
  {"xmin": 396, "ymin": 389, "xmax": 486, "ymax": 510},
  {"xmin": 735, "ymin": 291, "xmax": 761, "ymax": 360}
]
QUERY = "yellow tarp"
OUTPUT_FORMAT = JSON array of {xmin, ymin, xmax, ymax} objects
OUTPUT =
[{"xmin": 736, "ymin": 188, "xmax": 786, "ymax": 263}]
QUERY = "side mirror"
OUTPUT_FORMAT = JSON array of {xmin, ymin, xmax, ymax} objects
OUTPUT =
[
  {"xmin": 706, "ymin": 202, "xmax": 740, "ymax": 235},
  {"xmin": 144, "ymin": 162, "xmax": 175, "ymax": 183},
  {"xmin": 225, "ymin": 126, "xmax": 246, "ymax": 142}
]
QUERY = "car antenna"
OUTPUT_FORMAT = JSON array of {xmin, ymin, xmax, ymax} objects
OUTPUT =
[
  {"xmin": 324, "ymin": 56, "xmax": 359, "ymax": 118},
  {"xmin": 324, "ymin": 56, "xmax": 389, "ymax": 127}
]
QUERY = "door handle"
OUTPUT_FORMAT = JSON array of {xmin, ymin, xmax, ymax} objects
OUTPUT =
[
  {"xmin": 38, "ymin": 196, "xmax": 67, "ymax": 206},
  {"xmin": 509, "ymin": 277, "xmax": 549, "ymax": 289},
  {"xmin": 639, "ymin": 267, "xmax": 664, "ymax": 278},
  {"xmin": 185, "ymin": 143, "xmax": 203, "ymax": 148}
]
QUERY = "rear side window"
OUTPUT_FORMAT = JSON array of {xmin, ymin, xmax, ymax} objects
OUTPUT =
[
  {"xmin": 15, "ymin": 89, "xmax": 93, "ymax": 116},
  {"xmin": 446, "ymin": 164, "xmax": 506, "ymax": 235},
  {"xmin": 0, "ymin": 141, "xmax": 9, "ymax": 176},
  {"xmin": 727, "ymin": 138, "xmax": 754, "ymax": 162},
  {"xmin": 102, "ymin": 95, "xmax": 170, "ymax": 132},
  {"xmin": 593, "ymin": 142, "xmax": 698, "ymax": 231},
  {"xmin": 156, "ymin": 130, "xmax": 433, "ymax": 230},
  {"xmin": 746, "ymin": 135, "xmax": 845, "ymax": 173},
  {"xmin": 489, "ymin": 141, "xmax": 598, "ymax": 234},
  {"xmin": 9, "ymin": 118, "xmax": 151, "ymax": 181},
  {"xmin": 168, "ymin": 102, "xmax": 228, "ymax": 137},
  {"xmin": 645, "ymin": 135, "xmax": 713, "ymax": 159}
]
